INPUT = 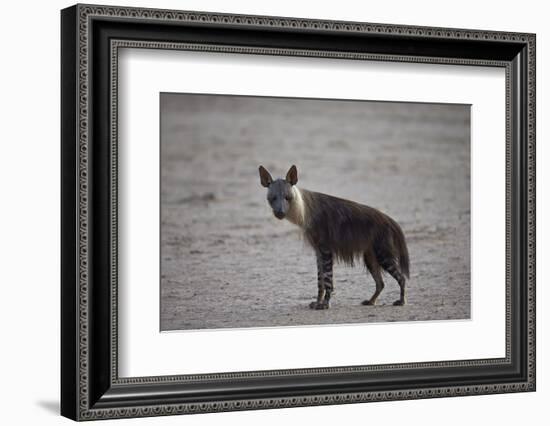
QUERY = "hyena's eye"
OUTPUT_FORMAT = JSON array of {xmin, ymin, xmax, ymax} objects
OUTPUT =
[
  {"xmin": 268, "ymin": 196, "xmax": 275, "ymax": 203},
  {"xmin": 285, "ymin": 195, "xmax": 292, "ymax": 201}
]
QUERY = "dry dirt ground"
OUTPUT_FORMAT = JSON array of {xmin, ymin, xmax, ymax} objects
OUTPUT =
[{"xmin": 160, "ymin": 94, "xmax": 470, "ymax": 331}]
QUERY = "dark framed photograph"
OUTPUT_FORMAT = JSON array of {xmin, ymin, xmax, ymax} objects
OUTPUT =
[{"xmin": 61, "ymin": 4, "xmax": 536, "ymax": 421}]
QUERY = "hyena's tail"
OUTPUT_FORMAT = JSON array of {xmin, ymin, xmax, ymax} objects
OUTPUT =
[{"xmin": 389, "ymin": 220, "xmax": 410, "ymax": 279}]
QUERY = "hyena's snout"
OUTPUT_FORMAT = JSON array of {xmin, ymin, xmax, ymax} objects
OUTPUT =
[
  {"xmin": 269, "ymin": 194, "xmax": 290, "ymax": 220},
  {"xmin": 272, "ymin": 200, "xmax": 290, "ymax": 219},
  {"xmin": 273, "ymin": 210, "xmax": 286, "ymax": 220}
]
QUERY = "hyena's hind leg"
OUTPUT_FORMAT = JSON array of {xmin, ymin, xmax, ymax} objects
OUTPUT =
[
  {"xmin": 309, "ymin": 247, "xmax": 333, "ymax": 310},
  {"xmin": 361, "ymin": 251, "xmax": 385, "ymax": 306},
  {"xmin": 380, "ymin": 258, "xmax": 407, "ymax": 306}
]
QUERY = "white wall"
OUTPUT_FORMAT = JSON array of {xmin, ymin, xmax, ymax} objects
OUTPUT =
[{"xmin": 0, "ymin": 0, "xmax": 546, "ymax": 424}]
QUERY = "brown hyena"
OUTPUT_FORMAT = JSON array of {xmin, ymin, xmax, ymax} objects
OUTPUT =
[{"xmin": 259, "ymin": 165, "xmax": 410, "ymax": 310}]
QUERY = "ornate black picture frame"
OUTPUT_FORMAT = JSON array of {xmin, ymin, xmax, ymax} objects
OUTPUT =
[{"xmin": 61, "ymin": 4, "xmax": 536, "ymax": 421}]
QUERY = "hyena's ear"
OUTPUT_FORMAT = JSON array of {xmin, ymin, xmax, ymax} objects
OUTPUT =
[
  {"xmin": 258, "ymin": 165, "xmax": 273, "ymax": 187},
  {"xmin": 286, "ymin": 165, "xmax": 298, "ymax": 186}
]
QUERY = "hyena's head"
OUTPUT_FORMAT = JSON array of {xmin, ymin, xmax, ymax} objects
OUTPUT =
[{"xmin": 258, "ymin": 165, "xmax": 298, "ymax": 220}]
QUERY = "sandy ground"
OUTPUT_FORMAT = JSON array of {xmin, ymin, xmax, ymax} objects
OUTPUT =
[{"xmin": 160, "ymin": 94, "xmax": 470, "ymax": 331}]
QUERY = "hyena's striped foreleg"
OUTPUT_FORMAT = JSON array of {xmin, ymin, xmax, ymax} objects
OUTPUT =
[
  {"xmin": 362, "ymin": 251, "xmax": 385, "ymax": 306},
  {"xmin": 309, "ymin": 247, "xmax": 333, "ymax": 310}
]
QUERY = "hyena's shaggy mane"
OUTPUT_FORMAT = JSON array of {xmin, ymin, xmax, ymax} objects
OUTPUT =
[{"xmin": 299, "ymin": 189, "xmax": 409, "ymax": 276}]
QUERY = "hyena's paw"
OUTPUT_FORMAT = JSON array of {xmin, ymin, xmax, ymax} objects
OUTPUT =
[
  {"xmin": 309, "ymin": 301, "xmax": 329, "ymax": 310},
  {"xmin": 361, "ymin": 300, "xmax": 375, "ymax": 306},
  {"xmin": 393, "ymin": 300, "xmax": 406, "ymax": 306}
]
